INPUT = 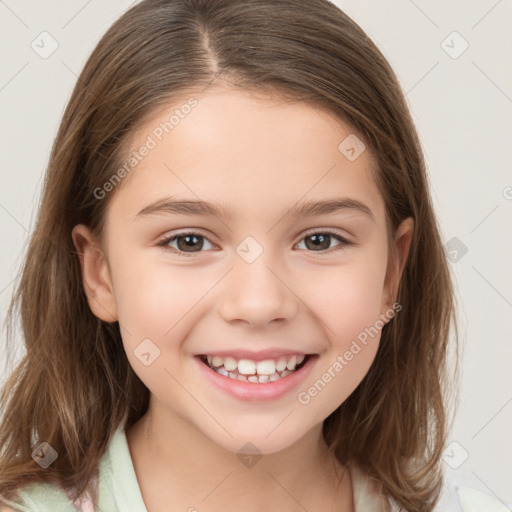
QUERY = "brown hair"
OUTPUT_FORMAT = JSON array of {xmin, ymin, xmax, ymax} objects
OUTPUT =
[{"xmin": 0, "ymin": 0, "xmax": 459, "ymax": 510}]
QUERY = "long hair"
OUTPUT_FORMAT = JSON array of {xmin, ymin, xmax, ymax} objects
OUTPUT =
[{"xmin": 0, "ymin": 1, "xmax": 459, "ymax": 510}]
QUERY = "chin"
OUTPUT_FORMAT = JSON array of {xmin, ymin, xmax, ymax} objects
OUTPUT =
[{"xmin": 200, "ymin": 422, "xmax": 308, "ymax": 456}]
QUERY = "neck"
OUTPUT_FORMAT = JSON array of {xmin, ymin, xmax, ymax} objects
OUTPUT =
[{"xmin": 126, "ymin": 399, "xmax": 353, "ymax": 512}]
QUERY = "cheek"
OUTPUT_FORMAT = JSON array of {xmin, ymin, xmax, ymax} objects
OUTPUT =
[
  {"xmin": 109, "ymin": 256, "xmax": 205, "ymax": 395},
  {"xmin": 337, "ymin": 269, "xmax": 385, "ymax": 344},
  {"xmin": 112, "ymin": 257, "xmax": 203, "ymax": 340},
  {"xmin": 301, "ymin": 251, "xmax": 387, "ymax": 343},
  {"xmin": 295, "ymin": 251, "xmax": 387, "ymax": 409},
  {"xmin": 332, "ymin": 256, "xmax": 387, "ymax": 368}
]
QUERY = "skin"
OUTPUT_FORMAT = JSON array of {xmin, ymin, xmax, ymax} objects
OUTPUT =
[{"xmin": 72, "ymin": 83, "xmax": 414, "ymax": 512}]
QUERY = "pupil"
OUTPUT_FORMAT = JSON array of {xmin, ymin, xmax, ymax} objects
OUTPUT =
[
  {"xmin": 306, "ymin": 234, "xmax": 330, "ymax": 251},
  {"xmin": 178, "ymin": 235, "xmax": 202, "ymax": 252}
]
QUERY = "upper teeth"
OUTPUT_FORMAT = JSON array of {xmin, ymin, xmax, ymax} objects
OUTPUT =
[{"xmin": 206, "ymin": 354, "xmax": 306, "ymax": 375}]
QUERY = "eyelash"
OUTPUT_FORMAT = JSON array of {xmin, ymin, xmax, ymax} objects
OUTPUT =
[{"xmin": 156, "ymin": 229, "xmax": 353, "ymax": 257}]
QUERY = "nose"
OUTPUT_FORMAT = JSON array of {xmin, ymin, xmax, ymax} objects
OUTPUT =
[{"xmin": 217, "ymin": 250, "xmax": 299, "ymax": 327}]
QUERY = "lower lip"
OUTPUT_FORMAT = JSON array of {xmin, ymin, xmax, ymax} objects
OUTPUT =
[{"xmin": 194, "ymin": 355, "xmax": 317, "ymax": 401}]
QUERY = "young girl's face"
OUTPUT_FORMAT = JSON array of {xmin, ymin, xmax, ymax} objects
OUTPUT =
[{"xmin": 74, "ymin": 84, "xmax": 412, "ymax": 454}]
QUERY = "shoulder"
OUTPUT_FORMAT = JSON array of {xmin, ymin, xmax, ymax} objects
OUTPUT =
[
  {"xmin": 435, "ymin": 472, "xmax": 512, "ymax": 512},
  {"xmin": 0, "ymin": 481, "xmax": 78, "ymax": 512},
  {"xmin": 348, "ymin": 462, "xmax": 400, "ymax": 511},
  {"xmin": 349, "ymin": 462, "xmax": 511, "ymax": 512}
]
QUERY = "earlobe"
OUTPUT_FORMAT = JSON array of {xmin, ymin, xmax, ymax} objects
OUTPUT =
[
  {"xmin": 382, "ymin": 217, "xmax": 414, "ymax": 313},
  {"xmin": 71, "ymin": 224, "xmax": 118, "ymax": 323}
]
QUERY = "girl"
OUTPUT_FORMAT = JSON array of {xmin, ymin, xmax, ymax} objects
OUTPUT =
[{"xmin": 0, "ymin": 0, "xmax": 460, "ymax": 510}]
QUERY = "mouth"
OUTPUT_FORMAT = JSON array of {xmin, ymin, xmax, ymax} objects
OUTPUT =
[{"xmin": 196, "ymin": 353, "xmax": 312, "ymax": 384}]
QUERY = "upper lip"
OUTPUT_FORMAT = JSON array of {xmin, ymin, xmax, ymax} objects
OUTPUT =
[{"xmin": 196, "ymin": 348, "xmax": 314, "ymax": 362}]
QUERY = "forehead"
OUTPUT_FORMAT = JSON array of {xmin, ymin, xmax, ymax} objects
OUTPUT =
[{"xmin": 108, "ymin": 85, "xmax": 384, "ymax": 224}]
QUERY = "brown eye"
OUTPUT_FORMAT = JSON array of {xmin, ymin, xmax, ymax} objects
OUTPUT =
[
  {"xmin": 175, "ymin": 234, "xmax": 205, "ymax": 252},
  {"xmin": 158, "ymin": 229, "xmax": 351, "ymax": 257},
  {"xmin": 296, "ymin": 231, "xmax": 351, "ymax": 253},
  {"xmin": 159, "ymin": 232, "xmax": 214, "ymax": 255}
]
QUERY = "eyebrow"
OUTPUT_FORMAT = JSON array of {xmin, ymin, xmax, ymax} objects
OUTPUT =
[{"xmin": 133, "ymin": 196, "xmax": 374, "ymax": 222}]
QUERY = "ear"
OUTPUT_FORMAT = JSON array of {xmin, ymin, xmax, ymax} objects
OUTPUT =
[
  {"xmin": 71, "ymin": 224, "xmax": 118, "ymax": 322},
  {"xmin": 381, "ymin": 217, "xmax": 414, "ymax": 313}
]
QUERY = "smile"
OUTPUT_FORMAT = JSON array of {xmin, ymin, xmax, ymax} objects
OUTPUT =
[{"xmin": 198, "ymin": 354, "xmax": 310, "ymax": 383}]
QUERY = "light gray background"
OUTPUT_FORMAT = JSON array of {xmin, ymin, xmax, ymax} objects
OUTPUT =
[{"xmin": 1, "ymin": 0, "xmax": 511, "ymax": 508}]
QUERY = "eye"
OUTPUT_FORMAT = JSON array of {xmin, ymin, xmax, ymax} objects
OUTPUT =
[
  {"xmin": 157, "ymin": 229, "xmax": 352, "ymax": 257},
  {"xmin": 157, "ymin": 231, "xmax": 215, "ymax": 256},
  {"xmin": 295, "ymin": 230, "xmax": 352, "ymax": 253}
]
